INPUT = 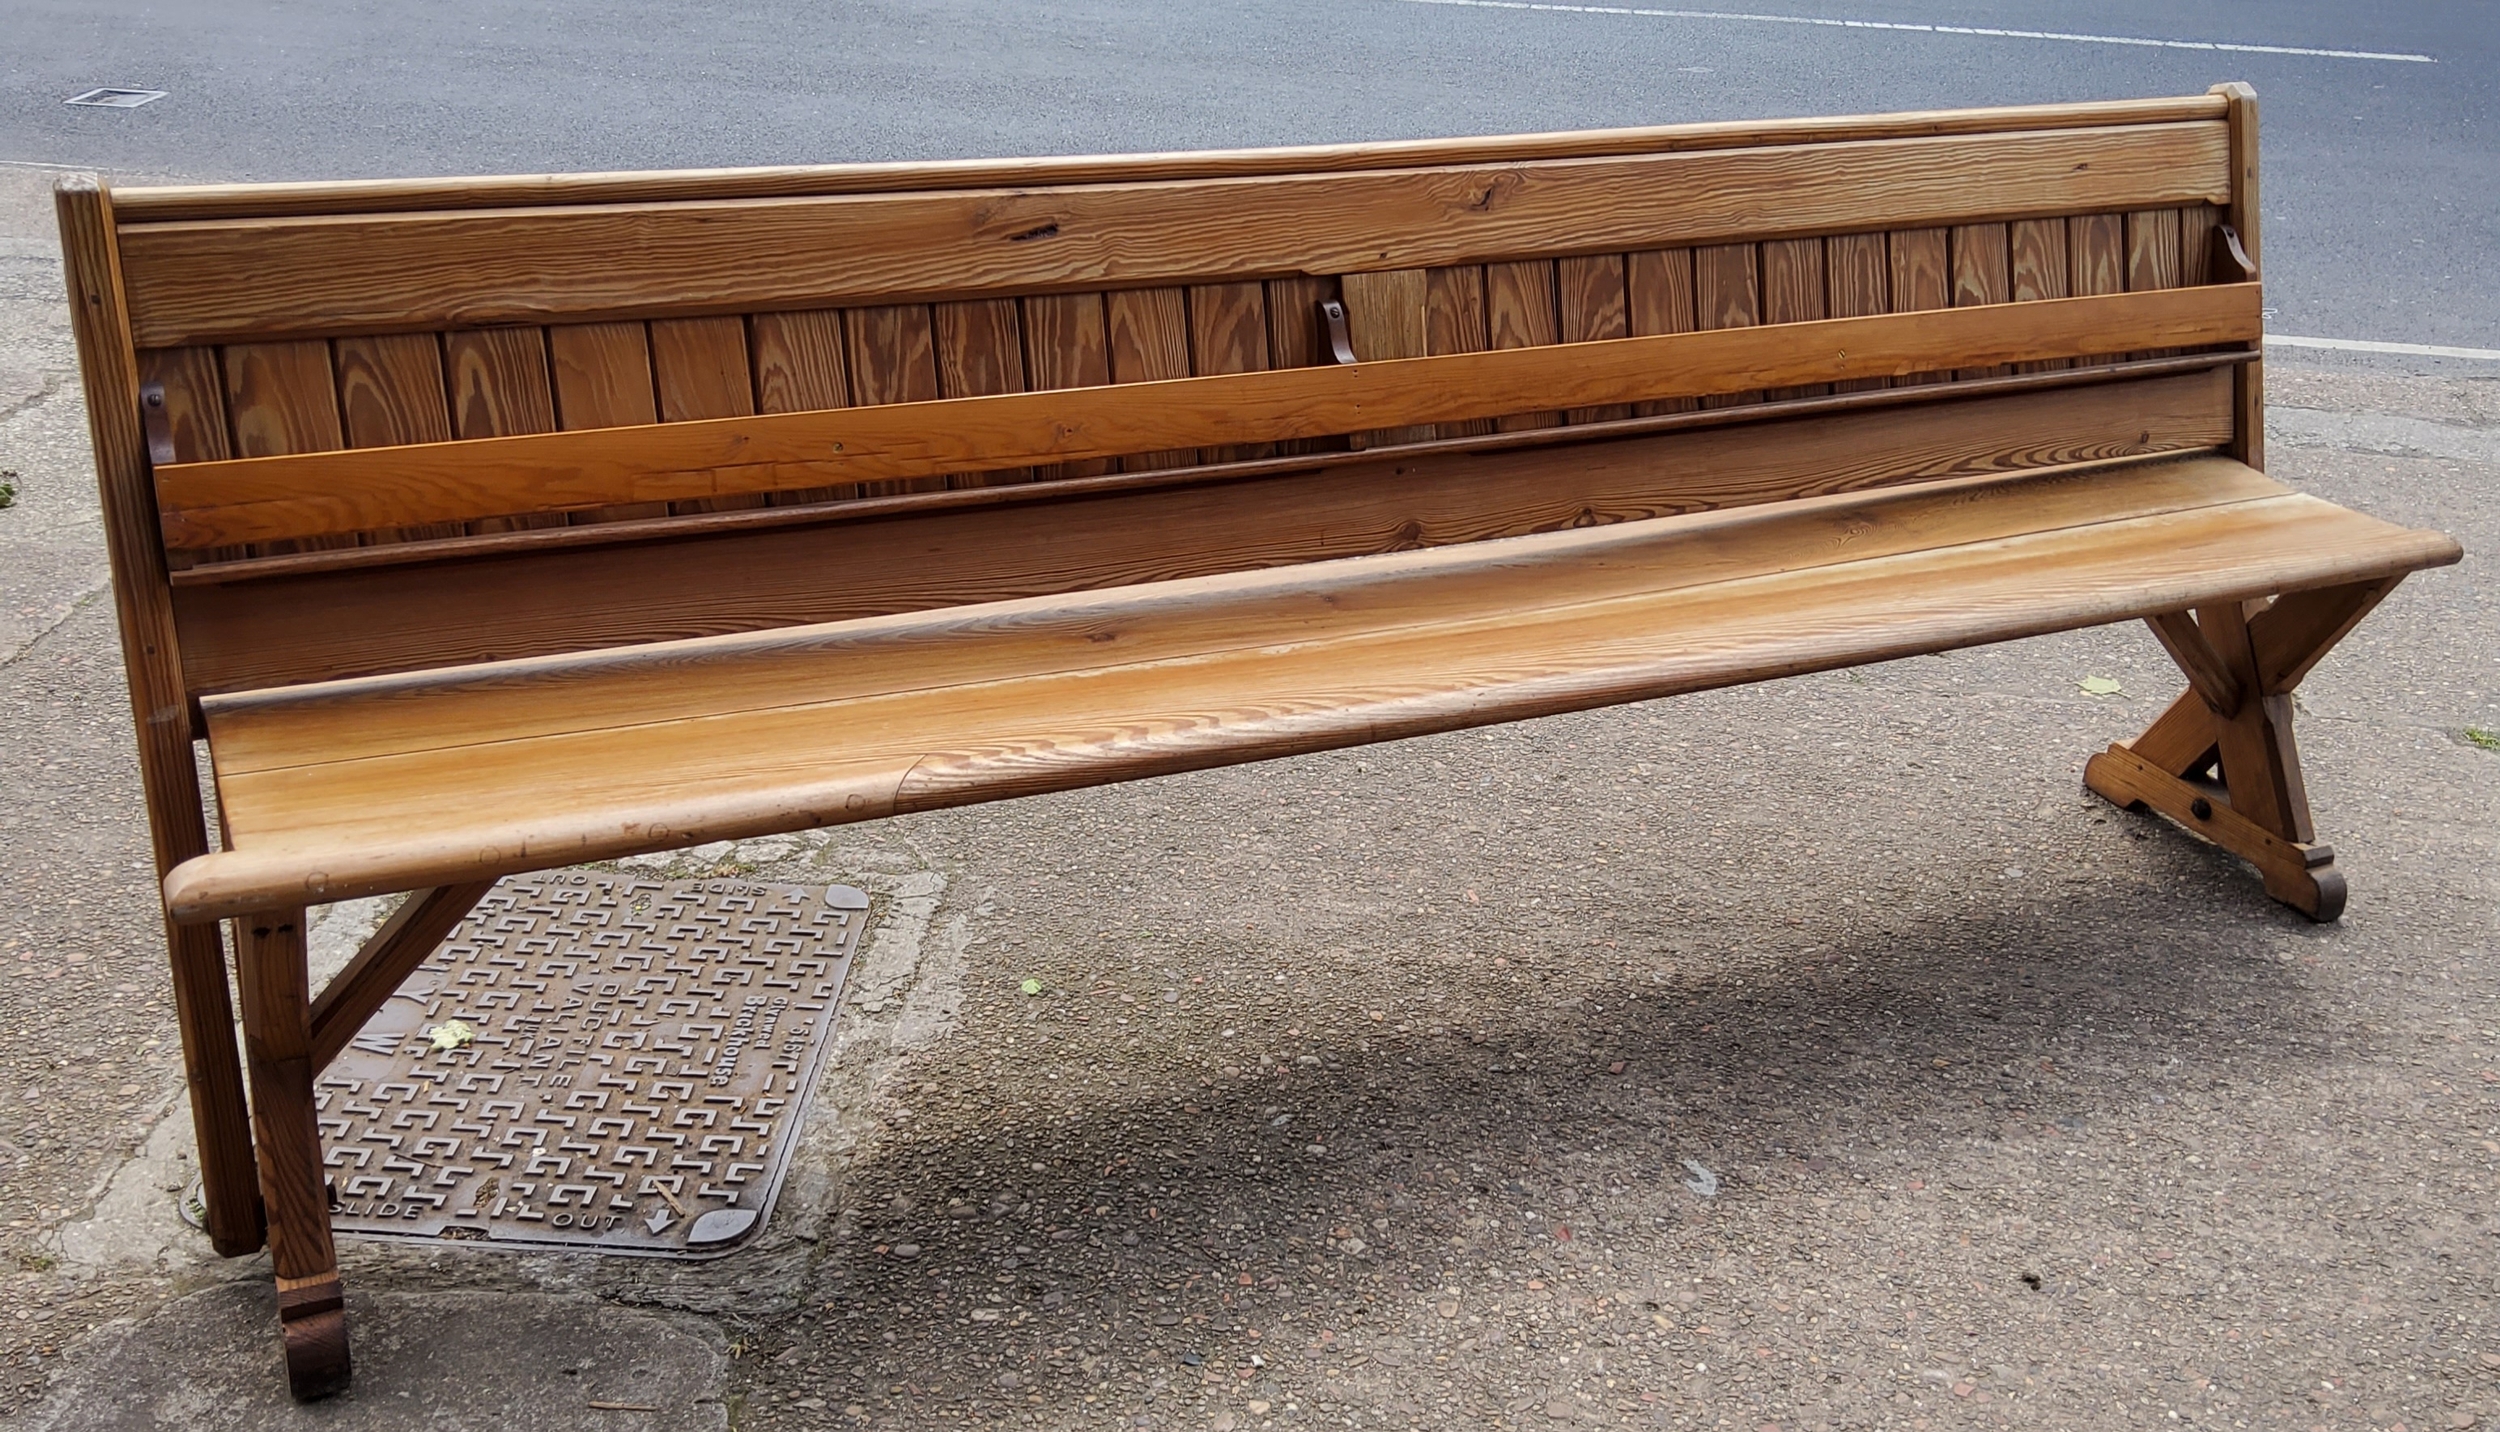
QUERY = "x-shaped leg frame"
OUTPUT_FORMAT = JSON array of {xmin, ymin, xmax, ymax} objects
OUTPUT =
[{"xmin": 2084, "ymin": 578, "xmax": 2402, "ymax": 921}]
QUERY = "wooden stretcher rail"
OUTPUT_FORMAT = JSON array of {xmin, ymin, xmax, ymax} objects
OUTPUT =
[
  {"xmin": 155, "ymin": 283, "xmax": 2262, "ymax": 550},
  {"xmin": 117, "ymin": 123, "xmax": 2229, "ymax": 346},
  {"xmin": 163, "ymin": 351, "xmax": 2257, "ymax": 588},
  {"xmin": 111, "ymin": 95, "xmax": 2229, "ymax": 223}
]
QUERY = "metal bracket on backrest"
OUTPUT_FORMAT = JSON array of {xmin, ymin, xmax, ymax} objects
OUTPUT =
[
  {"xmin": 2211, "ymin": 224, "xmax": 2257, "ymax": 282},
  {"xmin": 1318, "ymin": 298, "xmax": 1358, "ymax": 365},
  {"xmin": 139, "ymin": 381, "xmax": 176, "ymax": 468}
]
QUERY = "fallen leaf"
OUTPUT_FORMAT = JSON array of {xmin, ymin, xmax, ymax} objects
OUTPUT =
[
  {"xmin": 426, "ymin": 1019, "xmax": 477, "ymax": 1052},
  {"xmin": 2077, "ymin": 676, "xmax": 2124, "ymax": 696},
  {"xmin": 1020, "ymin": 978, "xmax": 1043, "ymax": 996}
]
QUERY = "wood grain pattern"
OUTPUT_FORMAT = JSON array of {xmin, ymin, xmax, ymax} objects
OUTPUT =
[
  {"xmin": 166, "ymin": 455, "xmax": 2457, "ymax": 919},
  {"xmin": 1951, "ymin": 222, "xmax": 2012, "ymax": 379},
  {"xmin": 651, "ymin": 316, "xmax": 759, "ymax": 513},
  {"xmin": 444, "ymin": 327, "xmax": 563, "ymax": 532},
  {"xmin": 651, "ymin": 316, "xmax": 756, "ymax": 422},
  {"xmin": 142, "ymin": 346, "xmax": 240, "ymax": 561},
  {"xmin": 209, "ymin": 456, "xmax": 2297, "ymax": 772},
  {"xmin": 334, "ymin": 334, "xmax": 450, "ymax": 443},
  {"xmin": 1822, "ymin": 234, "xmax": 1888, "ymax": 393},
  {"xmin": 2124, "ymin": 689, "xmax": 2219, "ymax": 777},
  {"xmin": 1339, "ymin": 268, "xmax": 1429, "ymax": 360},
  {"xmin": 1105, "ymin": 287, "xmax": 1195, "ymax": 471},
  {"xmin": 1188, "ymin": 281, "xmax": 1272, "ymax": 462},
  {"xmin": 934, "ymin": 298, "xmax": 1031, "ymax": 487},
  {"xmin": 2069, "ymin": 211, "xmax": 2127, "ymax": 368},
  {"xmin": 1694, "ymin": 244, "xmax": 1761, "ymax": 409},
  {"xmin": 1887, "ymin": 228, "xmax": 1950, "ymax": 386},
  {"xmin": 140, "ymin": 347, "xmax": 234, "ymax": 461},
  {"xmin": 113, "ymin": 95, "xmax": 2231, "ymax": 222},
  {"xmin": 446, "ymin": 328, "xmax": 555, "ymax": 439},
  {"xmin": 1423, "ymin": 267, "xmax": 1496, "ymax": 438},
  {"xmin": 750, "ymin": 309, "xmax": 853, "ymax": 504},
  {"xmin": 751, "ymin": 310, "xmax": 851, "ymax": 414},
  {"xmin": 234, "ymin": 904, "xmax": 354, "ymax": 1399},
  {"xmin": 233, "ymin": 909, "xmax": 336, "ymax": 1283},
  {"xmin": 842, "ymin": 304, "xmax": 942, "ymax": 495},
  {"xmin": 549, "ymin": 321, "xmax": 666, "ymax": 522},
  {"xmin": 2008, "ymin": 218, "xmax": 2071, "ymax": 374},
  {"xmin": 1264, "ymin": 275, "xmax": 1344, "ymax": 456},
  {"xmin": 335, "ymin": 333, "xmax": 460, "ymax": 540},
  {"xmin": 222, "ymin": 340, "xmax": 348, "ymax": 554},
  {"xmin": 56, "ymin": 177, "xmax": 264, "ymax": 1256},
  {"xmin": 117, "ymin": 124, "xmax": 2233, "ymax": 347},
  {"xmin": 2195, "ymin": 597, "xmax": 2312, "ymax": 842},
  {"xmin": 1339, "ymin": 268, "xmax": 1434, "ymax": 446},
  {"xmin": 2126, "ymin": 207, "xmax": 2186, "ymax": 363},
  {"xmin": 1626, "ymin": 249, "xmax": 1699, "ymax": 416},
  {"xmin": 170, "ymin": 369, "xmax": 2244, "ymax": 695},
  {"xmin": 1759, "ymin": 239, "xmax": 1826, "ymax": 399},
  {"xmin": 223, "ymin": 341, "xmax": 343, "ymax": 458},
  {"xmin": 1022, "ymin": 292, "xmax": 1113, "ymax": 479},
  {"xmin": 2126, "ymin": 208, "xmax": 2185, "ymax": 293},
  {"xmin": 1558, "ymin": 254, "xmax": 1634, "ymax": 422},
  {"xmin": 1485, "ymin": 260, "xmax": 1562, "ymax": 432},
  {"xmin": 155, "ymin": 283, "xmax": 2268, "ymax": 549},
  {"xmin": 2179, "ymin": 204, "xmax": 2219, "ymax": 286}
]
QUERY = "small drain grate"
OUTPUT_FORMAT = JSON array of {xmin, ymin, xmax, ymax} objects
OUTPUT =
[
  {"xmin": 316, "ymin": 874, "xmax": 865, "ymax": 1258},
  {"xmin": 64, "ymin": 88, "xmax": 167, "ymax": 108}
]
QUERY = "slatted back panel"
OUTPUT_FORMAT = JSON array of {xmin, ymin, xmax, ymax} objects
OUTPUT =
[
  {"xmin": 130, "ymin": 203, "xmax": 2227, "ymax": 561},
  {"xmin": 97, "ymin": 94, "xmax": 2259, "ymax": 693}
]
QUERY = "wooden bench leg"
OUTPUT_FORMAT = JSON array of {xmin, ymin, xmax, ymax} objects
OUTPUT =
[
  {"xmin": 165, "ymin": 919, "xmax": 266, "ymax": 1256},
  {"xmin": 2085, "ymin": 581, "xmax": 2399, "ymax": 923},
  {"xmin": 235, "ymin": 909, "xmax": 352, "ymax": 1401},
  {"xmin": 2070, "ymin": 582, "xmax": 2400, "ymax": 924}
]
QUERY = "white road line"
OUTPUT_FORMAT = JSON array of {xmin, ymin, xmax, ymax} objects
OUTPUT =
[
  {"xmin": 1394, "ymin": 0, "xmax": 2437, "ymax": 63},
  {"xmin": 2268, "ymin": 336, "xmax": 2500, "ymax": 362}
]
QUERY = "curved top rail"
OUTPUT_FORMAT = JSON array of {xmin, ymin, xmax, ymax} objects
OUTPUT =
[{"xmin": 105, "ymin": 94, "xmax": 2228, "ymax": 223}]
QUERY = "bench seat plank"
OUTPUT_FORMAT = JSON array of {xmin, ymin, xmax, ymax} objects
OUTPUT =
[{"xmin": 164, "ymin": 454, "xmax": 2458, "ymax": 922}]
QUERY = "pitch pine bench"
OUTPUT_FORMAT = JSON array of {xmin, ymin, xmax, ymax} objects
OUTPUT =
[{"xmin": 59, "ymin": 84, "xmax": 2459, "ymax": 1398}]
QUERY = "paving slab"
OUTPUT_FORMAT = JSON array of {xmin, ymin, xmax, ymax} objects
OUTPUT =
[{"xmin": 18, "ymin": 1285, "xmax": 725, "ymax": 1432}]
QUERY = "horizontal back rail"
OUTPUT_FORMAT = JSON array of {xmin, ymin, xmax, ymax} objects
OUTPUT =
[
  {"xmin": 164, "ymin": 352, "xmax": 2253, "ymax": 588},
  {"xmin": 170, "ymin": 367, "xmax": 2238, "ymax": 696},
  {"xmin": 111, "ymin": 96, "xmax": 2228, "ymax": 223},
  {"xmin": 119, "ymin": 124, "xmax": 2227, "ymax": 347},
  {"xmin": 155, "ymin": 283, "xmax": 2260, "ymax": 550}
]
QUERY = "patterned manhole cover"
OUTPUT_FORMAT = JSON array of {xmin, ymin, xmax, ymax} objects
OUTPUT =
[{"xmin": 315, "ymin": 874, "xmax": 865, "ymax": 1258}]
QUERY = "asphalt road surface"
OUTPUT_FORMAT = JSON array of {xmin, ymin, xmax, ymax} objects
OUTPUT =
[{"xmin": 3, "ymin": 0, "xmax": 2494, "ymax": 349}]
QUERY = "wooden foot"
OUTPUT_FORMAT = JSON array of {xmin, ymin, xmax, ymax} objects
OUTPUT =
[
  {"xmin": 2084, "ymin": 741, "xmax": 2344, "ymax": 920},
  {"xmin": 2085, "ymin": 584, "xmax": 2394, "ymax": 923},
  {"xmin": 278, "ymin": 1274, "xmax": 352, "ymax": 1400},
  {"xmin": 235, "ymin": 910, "xmax": 353, "ymax": 1401}
]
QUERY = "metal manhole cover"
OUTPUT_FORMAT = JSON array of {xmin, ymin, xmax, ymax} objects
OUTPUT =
[{"xmin": 315, "ymin": 874, "xmax": 865, "ymax": 1258}]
